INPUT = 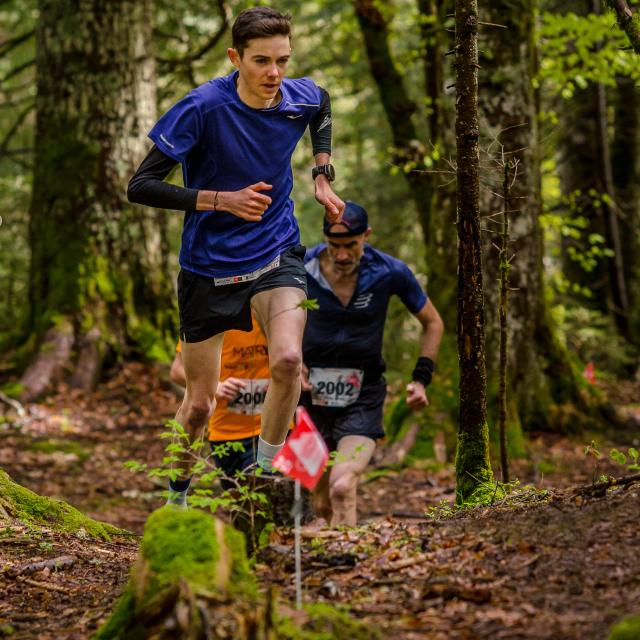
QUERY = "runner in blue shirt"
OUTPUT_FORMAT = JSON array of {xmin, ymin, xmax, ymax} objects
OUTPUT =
[
  {"xmin": 300, "ymin": 201, "xmax": 444, "ymax": 526},
  {"xmin": 127, "ymin": 7, "xmax": 344, "ymax": 507}
]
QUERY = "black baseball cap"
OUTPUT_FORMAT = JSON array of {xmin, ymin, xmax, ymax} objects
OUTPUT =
[{"xmin": 323, "ymin": 201, "xmax": 369, "ymax": 237}]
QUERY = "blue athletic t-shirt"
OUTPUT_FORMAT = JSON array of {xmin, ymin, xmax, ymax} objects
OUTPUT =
[
  {"xmin": 303, "ymin": 244, "xmax": 428, "ymax": 380},
  {"xmin": 149, "ymin": 71, "xmax": 323, "ymax": 278}
]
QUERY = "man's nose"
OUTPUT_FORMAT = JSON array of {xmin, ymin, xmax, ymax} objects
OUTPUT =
[{"xmin": 266, "ymin": 63, "xmax": 278, "ymax": 77}]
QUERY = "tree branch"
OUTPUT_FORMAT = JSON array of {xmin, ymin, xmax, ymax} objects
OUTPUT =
[
  {"xmin": 0, "ymin": 30, "xmax": 35, "ymax": 57},
  {"xmin": 605, "ymin": 0, "xmax": 640, "ymax": 54},
  {"xmin": 0, "ymin": 59, "xmax": 35, "ymax": 86},
  {"xmin": 0, "ymin": 103, "xmax": 34, "ymax": 154},
  {"xmin": 157, "ymin": 0, "xmax": 231, "ymax": 67}
]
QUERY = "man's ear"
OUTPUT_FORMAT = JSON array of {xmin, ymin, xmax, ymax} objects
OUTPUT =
[
  {"xmin": 227, "ymin": 47, "xmax": 240, "ymax": 67},
  {"xmin": 364, "ymin": 227, "xmax": 373, "ymax": 240}
]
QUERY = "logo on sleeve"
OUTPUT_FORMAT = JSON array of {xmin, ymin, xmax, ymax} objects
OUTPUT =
[
  {"xmin": 159, "ymin": 134, "xmax": 175, "ymax": 149},
  {"xmin": 317, "ymin": 115, "xmax": 332, "ymax": 131}
]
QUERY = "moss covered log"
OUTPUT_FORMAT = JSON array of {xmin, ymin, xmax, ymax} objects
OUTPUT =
[
  {"xmin": 0, "ymin": 470, "xmax": 122, "ymax": 540},
  {"xmin": 609, "ymin": 614, "xmax": 640, "ymax": 640},
  {"xmin": 95, "ymin": 508, "xmax": 258, "ymax": 640},
  {"xmin": 96, "ymin": 507, "xmax": 373, "ymax": 640}
]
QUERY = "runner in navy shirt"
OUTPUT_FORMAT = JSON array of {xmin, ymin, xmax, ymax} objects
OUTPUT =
[
  {"xmin": 127, "ymin": 7, "xmax": 344, "ymax": 507},
  {"xmin": 301, "ymin": 201, "xmax": 444, "ymax": 526}
]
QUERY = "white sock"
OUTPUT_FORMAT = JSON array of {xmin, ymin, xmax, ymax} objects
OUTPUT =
[{"xmin": 257, "ymin": 436, "xmax": 285, "ymax": 470}]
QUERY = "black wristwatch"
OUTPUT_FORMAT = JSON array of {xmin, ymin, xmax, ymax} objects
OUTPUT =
[{"xmin": 312, "ymin": 164, "xmax": 335, "ymax": 182}]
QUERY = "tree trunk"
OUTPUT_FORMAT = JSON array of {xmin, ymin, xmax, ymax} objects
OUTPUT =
[
  {"xmin": 592, "ymin": 0, "xmax": 630, "ymax": 337},
  {"xmin": 557, "ymin": 83, "xmax": 609, "ymax": 308},
  {"xmin": 612, "ymin": 74, "xmax": 640, "ymax": 344},
  {"xmin": 96, "ymin": 507, "xmax": 372, "ymax": 640},
  {"xmin": 95, "ymin": 508, "xmax": 264, "ymax": 640},
  {"xmin": 23, "ymin": 0, "xmax": 174, "ymax": 399},
  {"xmin": 454, "ymin": 0, "xmax": 493, "ymax": 503},
  {"xmin": 353, "ymin": 0, "xmax": 458, "ymax": 323},
  {"xmin": 478, "ymin": 0, "xmax": 595, "ymax": 431}
]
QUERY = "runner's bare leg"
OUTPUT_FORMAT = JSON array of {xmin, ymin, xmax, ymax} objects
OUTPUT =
[
  {"xmin": 251, "ymin": 286, "xmax": 306, "ymax": 460},
  {"xmin": 176, "ymin": 333, "xmax": 225, "ymax": 477},
  {"xmin": 328, "ymin": 435, "xmax": 376, "ymax": 526}
]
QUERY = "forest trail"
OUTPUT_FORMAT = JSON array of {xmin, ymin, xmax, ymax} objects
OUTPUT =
[{"xmin": 0, "ymin": 363, "xmax": 638, "ymax": 639}]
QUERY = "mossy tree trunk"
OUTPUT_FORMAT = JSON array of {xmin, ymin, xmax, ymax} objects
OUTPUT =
[
  {"xmin": 95, "ymin": 508, "xmax": 263, "ymax": 640},
  {"xmin": 478, "ymin": 0, "xmax": 593, "ymax": 431},
  {"xmin": 454, "ymin": 0, "xmax": 493, "ymax": 503},
  {"xmin": 0, "ymin": 469, "xmax": 122, "ymax": 540},
  {"xmin": 23, "ymin": 0, "xmax": 175, "ymax": 399},
  {"xmin": 96, "ymin": 507, "xmax": 373, "ymax": 640},
  {"xmin": 605, "ymin": 0, "xmax": 640, "ymax": 54}
]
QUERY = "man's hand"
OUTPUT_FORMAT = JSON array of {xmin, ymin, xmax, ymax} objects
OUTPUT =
[
  {"xmin": 202, "ymin": 182, "xmax": 272, "ymax": 221},
  {"xmin": 406, "ymin": 381, "xmax": 429, "ymax": 410},
  {"xmin": 314, "ymin": 178, "xmax": 345, "ymax": 224},
  {"xmin": 301, "ymin": 364, "xmax": 313, "ymax": 392},
  {"xmin": 216, "ymin": 377, "xmax": 246, "ymax": 401}
]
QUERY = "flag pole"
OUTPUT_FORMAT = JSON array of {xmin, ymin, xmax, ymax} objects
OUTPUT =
[{"xmin": 294, "ymin": 478, "xmax": 302, "ymax": 609}]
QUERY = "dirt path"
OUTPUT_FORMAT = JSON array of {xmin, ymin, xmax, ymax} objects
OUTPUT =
[{"xmin": 1, "ymin": 363, "xmax": 638, "ymax": 638}]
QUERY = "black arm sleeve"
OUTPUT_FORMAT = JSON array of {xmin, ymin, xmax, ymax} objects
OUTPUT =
[
  {"xmin": 308, "ymin": 87, "xmax": 332, "ymax": 156},
  {"xmin": 127, "ymin": 145, "xmax": 200, "ymax": 211}
]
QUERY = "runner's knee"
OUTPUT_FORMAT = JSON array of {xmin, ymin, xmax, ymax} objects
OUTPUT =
[
  {"xmin": 270, "ymin": 348, "xmax": 302, "ymax": 381},
  {"xmin": 185, "ymin": 399, "xmax": 213, "ymax": 429}
]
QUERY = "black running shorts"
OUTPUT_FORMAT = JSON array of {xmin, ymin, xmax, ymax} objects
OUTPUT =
[
  {"xmin": 178, "ymin": 244, "xmax": 307, "ymax": 343},
  {"xmin": 299, "ymin": 377, "xmax": 387, "ymax": 451}
]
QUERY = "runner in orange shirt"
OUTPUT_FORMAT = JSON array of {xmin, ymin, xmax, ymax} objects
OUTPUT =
[{"xmin": 171, "ymin": 314, "xmax": 272, "ymax": 485}]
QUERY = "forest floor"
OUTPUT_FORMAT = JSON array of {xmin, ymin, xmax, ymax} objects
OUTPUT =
[{"xmin": 0, "ymin": 363, "xmax": 639, "ymax": 639}]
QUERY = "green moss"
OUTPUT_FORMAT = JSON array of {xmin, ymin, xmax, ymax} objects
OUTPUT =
[
  {"xmin": 608, "ymin": 614, "xmax": 640, "ymax": 640},
  {"xmin": 96, "ymin": 508, "xmax": 258, "ymax": 639},
  {"xmin": 139, "ymin": 507, "xmax": 224, "ymax": 595},
  {"xmin": 128, "ymin": 319, "xmax": 173, "ymax": 364},
  {"xmin": 223, "ymin": 525, "xmax": 256, "ymax": 597},
  {"xmin": 277, "ymin": 602, "xmax": 379, "ymax": 640},
  {"xmin": 28, "ymin": 438, "xmax": 91, "ymax": 461},
  {"xmin": 0, "ymin": 470, "xmax": 123, "ymax": 540},
  {"xmin": 383, "ymin": 396, "xmax": 412, "ymax": 442},
  {"xmin": 0, "ymin": 381, "xmax": 24, "ymax": 398},
  {"xmin": 455, "ymin": 423, "xmax": 494, "ymax": 505}
]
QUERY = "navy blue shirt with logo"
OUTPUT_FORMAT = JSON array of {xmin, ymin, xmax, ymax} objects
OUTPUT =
[
  {"xmin": 149, "ymin": 71, "xmax": 325, "ymax": 278},
  {"xmin": 303, "ymin": 244, "xmax": 428, "ymax": 382}
]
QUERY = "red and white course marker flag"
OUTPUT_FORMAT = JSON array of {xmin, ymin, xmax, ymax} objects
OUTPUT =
[
  {"xmin": 272, "ymin": 406, "xmax": 329, "ymax": 490},
  {"xmin": 583, "ymin": 361, "xmax": 596, "ymax": 385}
]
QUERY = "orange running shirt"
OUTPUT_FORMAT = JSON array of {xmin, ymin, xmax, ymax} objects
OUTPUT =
[{"xmin": 177, "ymin": 319, "xmax": 269, "ymax": 441}]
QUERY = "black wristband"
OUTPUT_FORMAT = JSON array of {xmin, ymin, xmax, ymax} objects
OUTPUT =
[{"xmin": 412, "ymin": 356, "xmax": 435, "ymax": 387}]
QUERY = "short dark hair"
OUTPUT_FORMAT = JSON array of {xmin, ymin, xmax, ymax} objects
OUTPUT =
[{"xmin": 232, "ymin": 7, "xmax": 292, "ymax": 57}]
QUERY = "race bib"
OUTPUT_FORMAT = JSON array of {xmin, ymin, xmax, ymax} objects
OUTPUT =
[
  {"xmin": 309, "ymin": 368, "xmax": 363, "ymax": 407},
  {"xmin": 227, "ymin": 378, "xmax": 269, "ymax": 415}
]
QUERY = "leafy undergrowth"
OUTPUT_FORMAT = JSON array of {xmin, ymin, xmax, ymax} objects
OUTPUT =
[{"xmin": 0, "ymin": 362, "xmax": 639, "ymax": 638}]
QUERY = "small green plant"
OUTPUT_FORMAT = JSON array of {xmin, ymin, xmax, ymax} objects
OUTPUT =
[
  {"xmin": 124, "ymin": 419, "xmax": 275, "ymax": 553},
  {"xmin": 609, "ymin": 447, "xmax": 640, "ymax": 472}
]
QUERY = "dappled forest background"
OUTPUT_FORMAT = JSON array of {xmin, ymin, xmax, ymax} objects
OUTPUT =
[{"xmin": 1, "ymin": 0, "xmax": 639, "ymax": 452}]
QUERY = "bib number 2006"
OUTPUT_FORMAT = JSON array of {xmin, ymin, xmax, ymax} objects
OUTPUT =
[{"xmin": 309, "ymin": 368, "xmax": 363, "ymax": 408}]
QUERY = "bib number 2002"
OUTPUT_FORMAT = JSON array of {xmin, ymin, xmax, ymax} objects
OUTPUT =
[{"xmin": 309, "ymin": 368, "xmax": 363, "ymax": 408}]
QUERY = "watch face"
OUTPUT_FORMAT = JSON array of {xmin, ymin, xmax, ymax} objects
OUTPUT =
[{"xmin": 313, "ymin": 164, "xmax": 335, "ymax": 181}]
